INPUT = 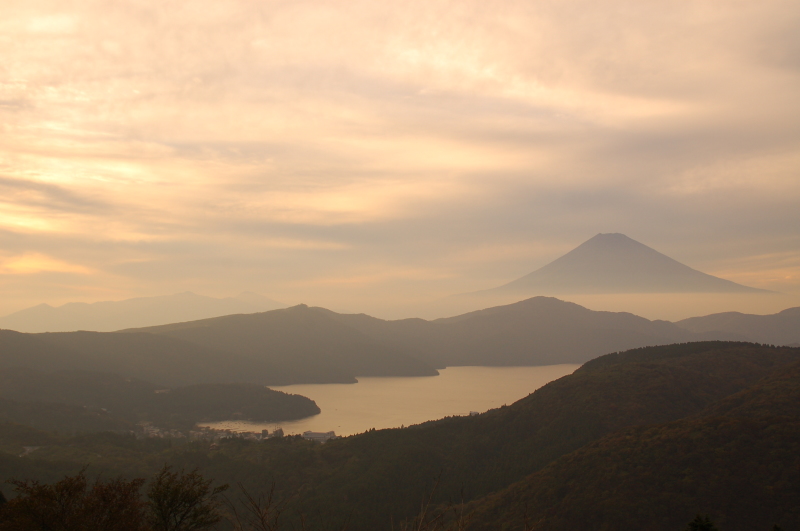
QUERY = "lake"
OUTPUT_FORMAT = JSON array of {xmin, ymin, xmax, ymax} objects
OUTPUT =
[{"xmin": 202, "ymin": 364, "xmax": 580, "ymax": 436}]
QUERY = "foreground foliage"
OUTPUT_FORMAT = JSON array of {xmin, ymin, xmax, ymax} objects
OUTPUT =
[{"xmin": 0, "ymin": 466, "xmax": 226, "ymax": 531}]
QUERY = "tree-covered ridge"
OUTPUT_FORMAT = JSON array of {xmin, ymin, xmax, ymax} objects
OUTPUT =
[
  {"xmin": 0, "ymin": 368, "xmax": 319, "ymax": 432},
  {"xmin": 465, "ymin": 356, "xmax": 800, "ymax": 530},
  {"xmin": 466, "ymin": 416, "xmax": 800, "ymax": 531}
]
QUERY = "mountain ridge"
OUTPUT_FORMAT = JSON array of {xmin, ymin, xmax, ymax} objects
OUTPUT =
[
  {"xmin": 0, "ymin": 291, "xmax": 288, "ymax": 333},
  {"xmin": 676, "ymin": 306, "xmax": 800, "ymax": 345},
  {"xmin": 314, "ymin": 296, "xmax": 744, "ymax": 367},
  {"xmin": 4, "ymin": 296, "xmax": 797, "ymax": 389}
]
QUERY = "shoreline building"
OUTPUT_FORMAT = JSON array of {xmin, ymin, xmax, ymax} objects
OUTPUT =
[{"xmin": 302, "ymin": 430, "xmax": 337, "ymax": 442}]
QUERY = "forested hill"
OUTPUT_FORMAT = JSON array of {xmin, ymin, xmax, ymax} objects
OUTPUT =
[
  {"xmin": 123, "ymin": 304, "xmax": 438, "ymax": 381},
  {"xmin": 0, "ymin": 368, "xmax": 320, "ymax": 432},
  {"xmin": 0, "ymin": 305, "xmax": 438, "ymax": 386},
  {"xmin": 676, "ymin": 306, "xmax": 800, "ymax": 346},
  {"xmin": 315, "ymin": 297, "xmax": 740, "ymax": 366},
  {"xmin": 2, "ymin": 341, "xmax": 799, "ymax": 531},
  {"xmin": 277, "ymin": 342, "xmax": 800, "ymax": 529},
  {"xmin": 465, "ymin": 353, "xmax": 800, "ymax": 531},
  {"xmin": 4, "ymin": 298, "xmax": 791, "ymax": 389},
  {"xmin": 128, "ymin": 297, "xmax": 723, "ymax": 369}
]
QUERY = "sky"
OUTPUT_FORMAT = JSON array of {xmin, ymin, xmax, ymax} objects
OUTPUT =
[{"xmin": 1, "ymin": 0, "xmax": 799, "ymax": 318}]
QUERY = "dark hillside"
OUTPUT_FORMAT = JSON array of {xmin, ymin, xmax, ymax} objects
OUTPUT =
[
  {"xmin": 0, "ymin": 329, "xmax": 276, "ymax": 387},
  {"xmin": 0, "ymin": 368, "xmax": 319, "ymax": 431},
  {"xmin": 466, "ymin": 416, "xmax": 800, "ymax": 531},
  {"xmin": 262, "ymin": 343, "xmax": 800, "ymax": 529},
  {"xmin": 1, "ymin": 311, "xmax": 436, "ymax": 385},
  {"xmin": 150, "ymin": 383, "xmax": 320, "ymax": 426},
  {"xmin": 317, "ymin": 297, "xmax": 731, "ymax": 367},
  {"xmin": 465, "ymin": 350, "xmax": 800, "ymax": 531},
  {"xmin": 3, "ymin": 298, "xmax": 754, "ymax": 387},
  {"xmin": 126, "ymin": 305, "xmax": 438, "ymax": 382},
  {"xmin": 579, "ymin": 341, "xmax": 798, "ymax": 381},
  {"xmin": 696, "ymin": 358, "xmax": 800, "ymax": 419},
  {"xmin": 0, "ymin": 367, "xmax": 160, "ymax": 408},
  {"xmin": 0, "ymin": 399, "xmax": 133, "ymax": 434},
  {"xmin": 676, "ymin": 306, "xmax": 800, "ymax": 346}
]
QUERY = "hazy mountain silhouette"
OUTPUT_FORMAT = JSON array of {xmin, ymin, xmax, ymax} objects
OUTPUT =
[
  {"xmin": 311, "ymin": 296, "xmax": 745, "ymax": 367},
  {"xmin": 0, "ymin": 306, "xmax": 438, "ymax": 386},
  {"xmin": 125, "ymin": 304, "xmax": 439, "ymax": 381},
  {"xmin": 0, "ymin": 329, "xmax": 276, "ymax": 387},
  {"xmin": 676, "ymin": 306, "xmax": 800, "ymax": 346},
  {"xmin": 472, "ymin": 233, "xmax": 768, "ymax": 296},
  {"xmin": 5, "ymin": 296, "xmax": 789, "ymax": 388},
  {"xmin": 0, "ymin": 291, "xmax": 287, "ymax": 333},
  {"xmin": 132, "ymin": 297, "xmax": 776, "ymax": 370}
]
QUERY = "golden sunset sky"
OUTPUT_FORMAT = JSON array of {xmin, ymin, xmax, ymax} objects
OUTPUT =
[{"xmin": 1, "ymin": 0, "xmax": 799, "ymax": 317}]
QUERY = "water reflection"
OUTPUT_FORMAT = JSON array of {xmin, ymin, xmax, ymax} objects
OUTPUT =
[{"xmin": 202, "ymin": 364, "xmax": 579, "ymax": 436}]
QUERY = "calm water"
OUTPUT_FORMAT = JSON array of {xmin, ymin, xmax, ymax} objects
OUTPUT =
[{"xmin": 203, "ymin": 364, "xmax": 580, "ymax": 436}]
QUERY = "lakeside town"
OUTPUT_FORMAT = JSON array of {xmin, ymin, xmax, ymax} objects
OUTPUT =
[
  {"xmin": 137, "ymin": 411, "xmax": 484, "ymax": 442},
  {"xmin": 138, "ymin": 423, "xmax": 339, "ymax": 443}
]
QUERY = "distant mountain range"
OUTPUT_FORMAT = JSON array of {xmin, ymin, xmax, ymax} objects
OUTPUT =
[
  {"xmin": 0, "ymin": 235, "xmax": 773, "ymax": 334},
  {"xmin": 676, "ymin": 306, "xmax": 800, "ymax": 346},
  {"xmin": 0, "ymin": 292, "xmax": 287, "ymax": 333},
  {"xmin": 317, "ymin": 297, "xmax": 800, "ymax": 366},
  {"xmin": 317, "ymin": 297, "xmax": 730, "ymax": 367},
  {"xmin": 3, "ymin": 296, "xmax": 798, "ymax": 387},
  {"xmin": 470, "ymin": 233, "xmax": 768, "ymax": 296}
]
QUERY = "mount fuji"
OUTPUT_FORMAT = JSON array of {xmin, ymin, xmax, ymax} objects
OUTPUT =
[{"xmin": 476, "ymin": 233, "xmax": 768, "ymax": 296}]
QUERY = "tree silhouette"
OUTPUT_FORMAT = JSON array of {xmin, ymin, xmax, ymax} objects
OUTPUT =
[
  {"xmin": 686, "ymin": 514, "xmax": 719, "ymax": 531},
  {"xmin": 0, "ymin": 470, "xmax": 145, "ymax": 531},
  {"xmin": 147, "ymin": 465, "xmax": 228, "ymax": 531}
]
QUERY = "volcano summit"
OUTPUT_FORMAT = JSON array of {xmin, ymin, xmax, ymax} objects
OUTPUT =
[{"xmin": 478, "ymin": 233, "xmax": 768, "ymax": 296}]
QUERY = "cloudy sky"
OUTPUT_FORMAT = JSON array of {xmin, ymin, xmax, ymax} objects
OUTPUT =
[{"xmin": 1, "ymin": 0, "xmax": 799, "ymax": 317}]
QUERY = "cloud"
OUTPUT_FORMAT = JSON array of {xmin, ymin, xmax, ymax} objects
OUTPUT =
[
  {"xmin": 0, "ymin": 252, "xmax": 94, "ymax": 275},
  {"xmin": 0, "ymin": 0, "xmax": 798, "ymax": 315}
]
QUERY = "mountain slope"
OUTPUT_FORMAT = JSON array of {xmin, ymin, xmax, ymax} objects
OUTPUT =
[
  {"xmin": 0, "ymin": 307, "xmax": 438, "ymax": 386},
  {"xmin": 316, "ymin": 297, "xmax": 739, "ymax": 367},
  {"xmin": 476, "ymin": 233, "xmax": 767, "ymax": 295},
  {"xmin": 465, "ymin": 358, "xmax": 800, "ymax": 531},
  {"xmin": 467, "ymin": 416, "xmax": 800, "ymax": 531},
  {"xmin": 123, "ymin": 304, "xmax": 439, "ymax": 380},
  {"xmin": 0, "ymin": 329, "xmax": 289, "ymax": 387},
  {"xmin": 0, "ymin": 292, "xmax": 287, "ymax": 333},
  {"xmin": 676, "ymin": 306, "xmax": 800, "ymax": 346},
  {"xmin": 266, "ymin": 342, "xmax": 800, "ymax": 529},
  {"xmin": 3, "ymin": 296, "xmax": 774, "ymax": 388},
  {"xmin": 0, "ymin": 368, "xmax": 320, "ymax": 431}
]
